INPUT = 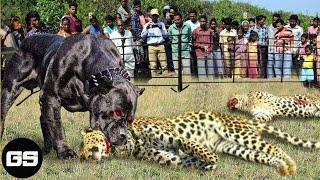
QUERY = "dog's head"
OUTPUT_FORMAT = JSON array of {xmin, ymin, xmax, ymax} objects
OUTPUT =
[{"xmin": 88, "ymin": 71, "xmax": 144, "ymax": 146}]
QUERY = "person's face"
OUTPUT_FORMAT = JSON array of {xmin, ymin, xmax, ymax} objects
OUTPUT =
[
  {"xmin": 117, "ymin": 21, "xmax": 124, "ymax": 33},
  {"xmin": 106, "ymin": 19, "xmax": 113, "ymax": 27},
  {"xmin": 289, "ymin": 19, "xmax": 297, "ymax": 28},
  {"xmin": 301, "ymin": 36, "xmax": 307, "ymax": 44},
  {"xmin": 313, "ymin": 20, "xmax": 318, "ymax": 27},
  {"xmin": 30, "ymin": 17, "xmax": 39, "ymax": 28},
  {"xmin": 12, "ymin": 21, "xmax": 22, "ymax": 29},
  {"xmin": 273, "ymin": 16, "xmax": 279, "ymax": 23},
  {"xmin": 242, "ymin": 22, "xmax": 249, "ymax": 31},
  {"xmin": 61, "ymin": 20, "xmax": 70, "ymax": 33},
  {"xmin": 210, "ymin": 21, "xmax": 216, "ymax": 30},
  {"xmin": 258, "ymin": 18, "xmax": 265, "ymax": 26},
  {"xmin": 225, "ymin": 23, "xmax": 231, "ymax": 31},
  {"xmin": 305, "ymin": 48, "xmax": 312, "ymax": 55},
  {"xmin": 91, "ymin": 19, "xmax": 97, "ymax": 25},
  {"xmin": 151, "ymin": 14, "xmax": 159, "ymax": 22},
  {"xmin": 69, "ymin": 6, "xmax": 77, "ymax": 15},
  {"xmin": 249, "ymin": 20, "xmax": 255, "ymax": 28},
  {"xmin": 189, "ymin": 13, "xmax": 197, "ymax": 22},
  {"xmin": 276, "ymin": 22, "xmax": 283, "ymax": 31},
  {"xmin": 221, "ymin": 21, "xmax": 225, "ymax": 29},
  {"xmin": 251, "ymin": 35, "xmax": 258, "ymax": 42},
  {"xmin": 199, "ymin": 18, "xmax": 207, "ymax": 29},
  {"xmin": 238, "ymin": 30, "xmax": 243, "ymax": 39},
  {"xmin": 174, "ymin": 15, "xmax": 182, "ymax": 27},
  {"xmin": 120, "ymin": 0, "xmax": 127, "ymax": 7},
  {"xmin": 134, "ymin": 4, "xmax": 141, "ymax": 12},
  {"xmin": 169, "ymin": 9, "xmax": 175, "ymax": 19}
]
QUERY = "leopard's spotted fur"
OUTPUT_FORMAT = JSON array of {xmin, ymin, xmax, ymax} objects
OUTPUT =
[
  {"xmin": 227, "ymin": 91, "xmax": 320, "ymax": 122},
  {"xmin": 116, "ymin": 111, "xmax": 320, "ymax": 176},
  {"xmin": 80, "ymin": 128, "xmax": 110, "ymax": 161}
]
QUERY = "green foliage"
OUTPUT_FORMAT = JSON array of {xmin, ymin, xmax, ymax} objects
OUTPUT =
[
  {"xmin": 1, "ymin": 0, "xmax": 315, "ymax": 31},
  {"xmin": 1, "ymin": 0, "xmax": 37, "ymax": 26},
  {"xmin": 35, "ymin": 0, "xmax": 67, "ymax": 32}
]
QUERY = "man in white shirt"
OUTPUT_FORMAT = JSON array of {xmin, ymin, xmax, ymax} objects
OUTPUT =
[
  {"xmin": 110, "ymin": 19, "xmax": 135, "ymax": 77},
  {"xmin": 285, "ymin": 14, "xmax": 303, "ymax": 74},
  {"xmin": 141, "ymin": 8, "xmax": 172, "ymax": 76},
  {"xmin": 185, "ymin": 9, "xmax": 200, "ymax": 32}
]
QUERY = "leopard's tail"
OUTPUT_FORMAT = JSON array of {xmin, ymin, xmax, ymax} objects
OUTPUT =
[{"xmin": 255, "ymin": 122, "xmax": 320, "ymax": 149}]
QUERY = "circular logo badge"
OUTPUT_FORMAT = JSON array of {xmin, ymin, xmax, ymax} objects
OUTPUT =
[{"xmin": 2, "ymin": 138, "xmax": 43, "ymax": 178}]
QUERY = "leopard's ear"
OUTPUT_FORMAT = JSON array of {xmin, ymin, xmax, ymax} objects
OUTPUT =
[
  {"xmin": 81, "ymin": 129, "xmax": 86, "ymax": 136},
  {"xmin": 81, "ymin": 127, "xmax": 93, "ymax": 135}
]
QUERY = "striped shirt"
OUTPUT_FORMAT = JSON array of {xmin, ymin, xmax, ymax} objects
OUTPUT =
[{"xmin": 274, "ymin": 27, "xmax": 294, "ymax": 53}]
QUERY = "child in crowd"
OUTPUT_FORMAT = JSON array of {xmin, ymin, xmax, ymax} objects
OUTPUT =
[
  {"xmin": 235, "ymin": 27, "xmax": 248, "ymax": 78},
  {"xmin": 300, "ymin": 45, "xmax": 315, "ymax": 88},
  {"xmin": 247, "ymin": 31, "xmax": 259, "ymax": 78},
  {"xmin": 227, "ymin": 36, "xmax": 236, "ymax": 77},
  {"xmin": 298, "ymin": 33, "xmax": 308, "ymax": 69}
]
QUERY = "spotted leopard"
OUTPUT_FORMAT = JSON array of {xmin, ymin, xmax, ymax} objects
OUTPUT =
[
  {"xmin": 80, "ymin": 128, "xmax": 110, "ymax": 161},
  {"xmin": 227, "ymin": 91, "xmax": 320, "ymax": 122},
  {"xmin": 116, "ymin": 111, "xmax": 319, "ymax": 176}
]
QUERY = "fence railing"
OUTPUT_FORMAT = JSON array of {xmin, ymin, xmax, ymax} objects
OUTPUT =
[{"xmin": 2, "ymin": 34, "xmax": 319, "ymax": 92}]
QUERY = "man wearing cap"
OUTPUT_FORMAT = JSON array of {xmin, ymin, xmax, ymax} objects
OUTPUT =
[{"xmin": 141, "ymin": 8, "xmax": 173, "ymax": 76}]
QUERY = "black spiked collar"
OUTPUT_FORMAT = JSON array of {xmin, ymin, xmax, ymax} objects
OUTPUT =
[{"xmin": 88, "ymin": 67, "xmax": 130, "ymax": 90}]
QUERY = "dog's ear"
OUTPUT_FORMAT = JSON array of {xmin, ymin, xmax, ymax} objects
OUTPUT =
[{"xmin": 134, "ymin": 86, "xmax": 145, "ymax": 96}]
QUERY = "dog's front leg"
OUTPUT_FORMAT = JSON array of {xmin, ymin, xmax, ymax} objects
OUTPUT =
[{"xmin": 40, "ymin": 92, "xmax": 78, "ymax": 159}]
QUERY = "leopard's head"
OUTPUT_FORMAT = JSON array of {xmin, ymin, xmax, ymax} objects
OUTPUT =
[
  {"xmin": 80, "ymin": 128, "xmax": 111, "ymax": 161},
  {"xmin": 227, "ymin": 93, "xmax": 250, "ymax": 111}
]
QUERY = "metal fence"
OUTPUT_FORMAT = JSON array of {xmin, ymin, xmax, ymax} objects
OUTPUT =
[
  {"xmin": 112, "ymin": 34, "xmax": 320, "ymax": 92},
  {"xmin": 1, "ymin": 34, "xmax": 319, "ymax": 92}
]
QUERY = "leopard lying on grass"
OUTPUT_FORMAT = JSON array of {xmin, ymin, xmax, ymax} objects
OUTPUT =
[
  {"xmin": 115, "ymin": 111, "xmax": 320, "ymax": 176},
  {"xmin": 227, "ymin": 91, "xmax": 320, "ymax": 122}
]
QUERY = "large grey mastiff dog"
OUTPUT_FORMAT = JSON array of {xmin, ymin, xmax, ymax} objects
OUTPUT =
[{"xmin": 1, "ymin": 34, "xmax": 144, "ymax": 159}]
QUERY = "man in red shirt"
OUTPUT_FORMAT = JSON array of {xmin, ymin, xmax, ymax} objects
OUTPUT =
[
  {"xmin": 64, "ymin": 2, "xmax": 83, "ymax": 34},
  {"xmin": 274, "ymin": 19, "xmax": 294, "ymax": 78},
  {"xmin": 192, "ymin": 15, "xmax": 214, "ymax": 80}
]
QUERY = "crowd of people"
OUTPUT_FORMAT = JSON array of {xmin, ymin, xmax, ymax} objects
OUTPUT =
[{"xmin": 1, "ymin": 0, "xmax": 320, "ymax": 88}]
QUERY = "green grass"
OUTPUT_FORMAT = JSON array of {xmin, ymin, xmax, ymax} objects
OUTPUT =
[{"xmin": 1, "ymin": 79, "xmax": 320, "ymax": 179}]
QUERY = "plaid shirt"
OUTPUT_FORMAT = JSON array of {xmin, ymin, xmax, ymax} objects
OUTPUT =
[
  {"xmin": 249, "ymin": 26, "xmax": 268, "ymax": 45},
  {"xmin": 131, "ymin": 11, "xmax": 143, "ymax": 41},
  {"xmin": 192, "ymin": 27, "xmax": 213, "ymax": 58},
  {"xmin": 26, "ymin": 28, "xmax": 48, "ymax": 38},
  {"xmin": 274, "ymin": 27, "xmax": 294, "ymax": 53}
]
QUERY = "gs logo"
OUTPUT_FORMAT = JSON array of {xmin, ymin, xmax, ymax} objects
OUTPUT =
[{"xmin": 2, "ymin": 138, "xmax": 43, "ymax": 178}]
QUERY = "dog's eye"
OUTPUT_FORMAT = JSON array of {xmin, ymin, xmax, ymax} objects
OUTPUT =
[{"xmin": 114, "ymin": 110, "xmax": 122, "ymax": 118}]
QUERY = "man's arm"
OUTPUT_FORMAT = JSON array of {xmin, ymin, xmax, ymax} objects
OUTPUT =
[{"xmin": 140, "ymin": 23, "xmax": 149, "ymax": 38}]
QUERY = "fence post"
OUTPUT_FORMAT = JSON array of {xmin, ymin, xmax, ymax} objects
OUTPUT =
[
  {"xmin": 177, "ymin": 33, "xmax": 183, "ymax": 92},
  {"xmin": 232, "ymin": 37, "xmax": 236, "ymax": 83},
  {"xmin": 281, "ymin": 39, "xmax": 285, "ymax": 82},
  {"xmin": 121, "ymin": 38, "xmax": 125, "ymax": 69}
]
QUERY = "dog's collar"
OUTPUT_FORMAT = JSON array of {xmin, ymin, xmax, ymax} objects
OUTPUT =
[{"xmin": 88, "ymin": 67, "xmax": 130, "ymax": 90}]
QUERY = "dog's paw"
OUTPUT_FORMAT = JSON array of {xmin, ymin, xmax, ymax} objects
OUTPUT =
[{"xmin": 58, "ymin": 148, "xmax": 78, "ymax": 159}]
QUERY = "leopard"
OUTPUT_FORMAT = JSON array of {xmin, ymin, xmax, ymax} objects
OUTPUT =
[
  {"xmin": 115, "ymin": 110, "xmax": 320, "ymax": 176},
  {"xmin": 227, "ymin": 91, "xmax": 320, "ymax": 122},
  {"xmin": 80, "ymin": 128, "xmax": 110, "ymax": 161}
]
